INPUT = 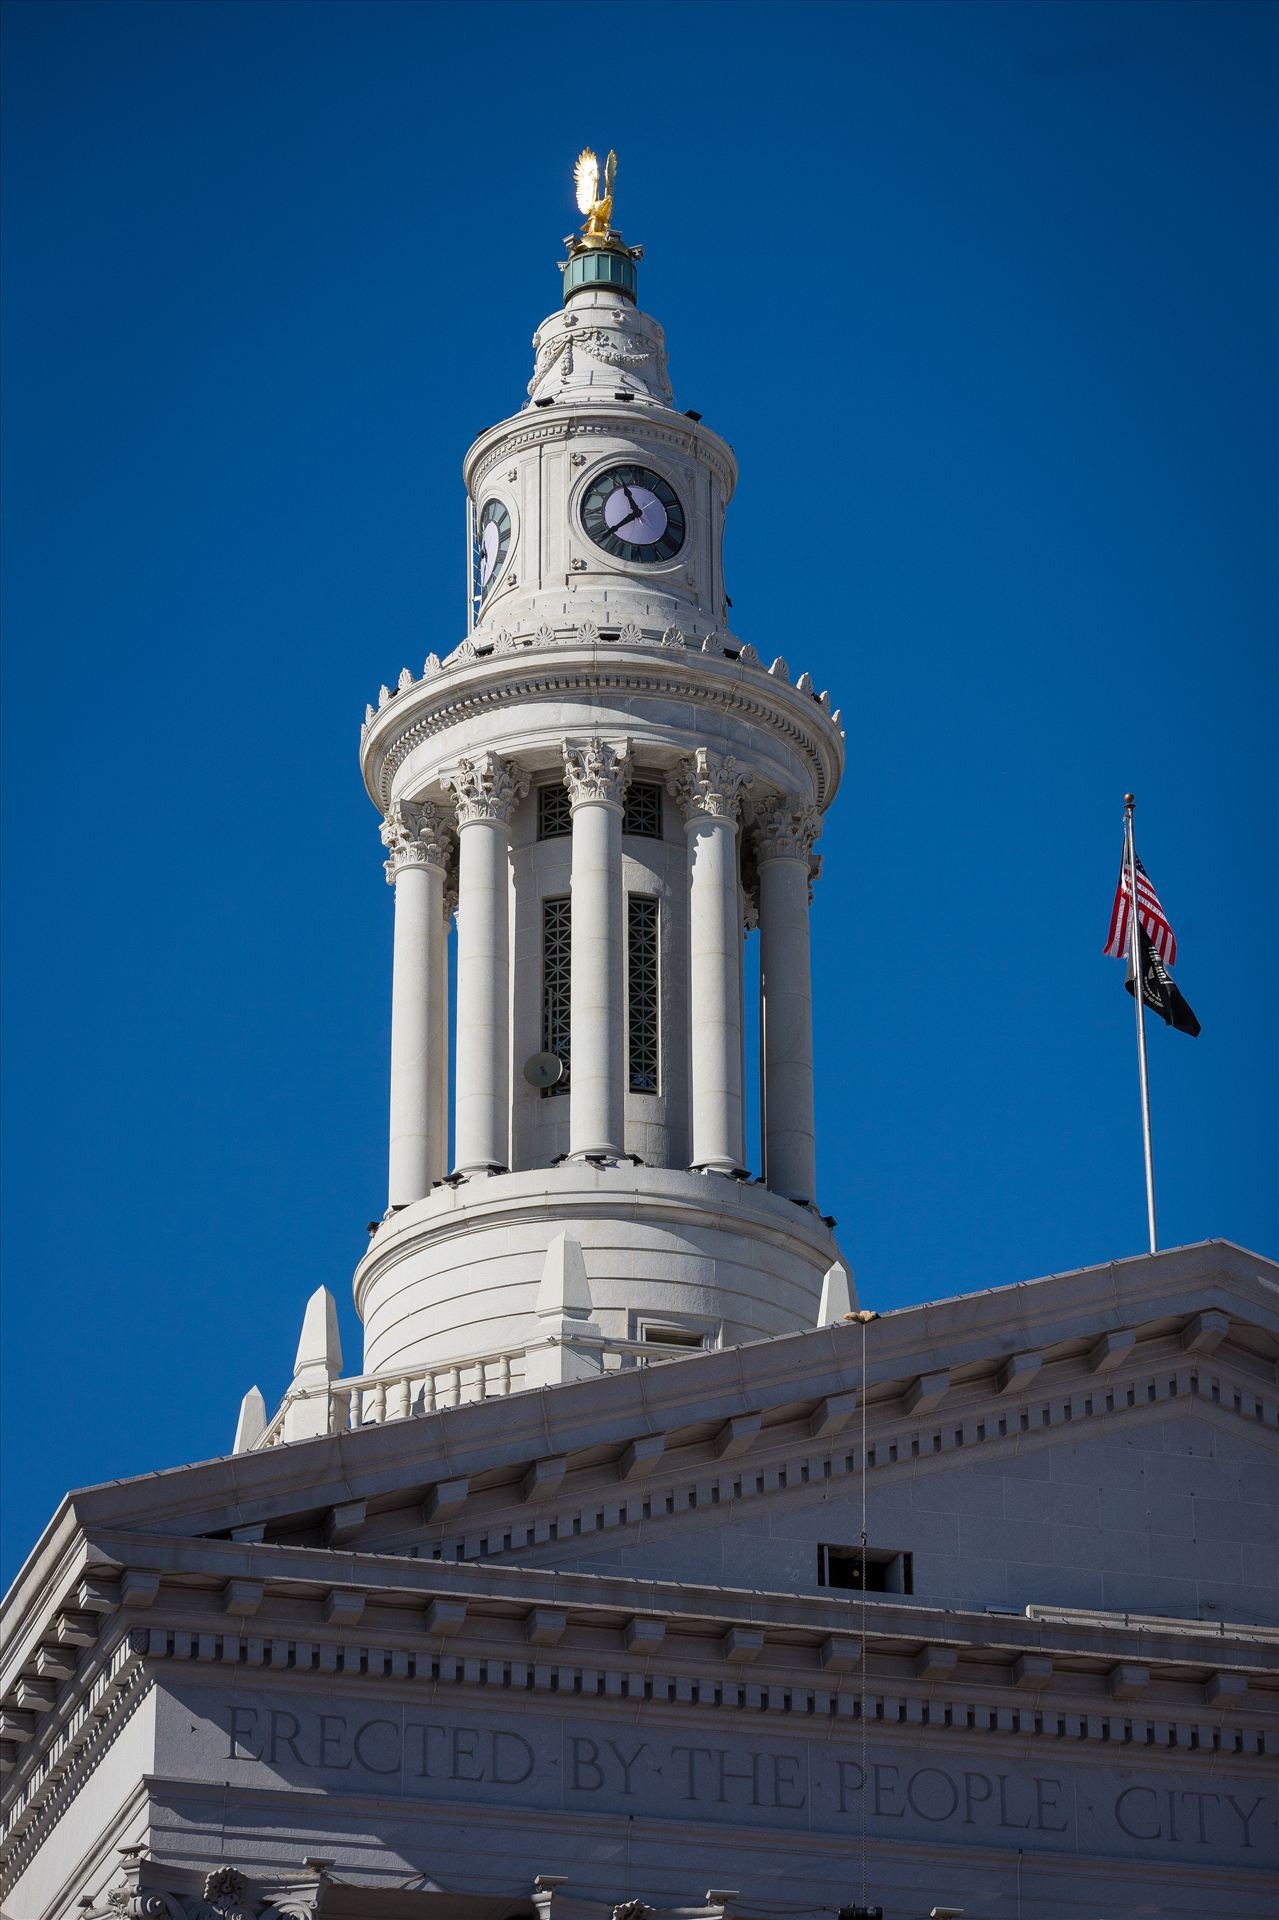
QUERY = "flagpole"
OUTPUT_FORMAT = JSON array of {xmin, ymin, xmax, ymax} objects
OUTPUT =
[{"xmin": 1124, "ymin": 793, "xmax": 1158, "ymax": 1252}]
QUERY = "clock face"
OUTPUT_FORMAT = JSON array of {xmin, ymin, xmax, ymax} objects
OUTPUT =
[
  {"xmin": 581, "ymin": 464, "xmax": 685, "ymax": 563},
  {"xmin": 476, "ymin": 498, "xmax": 512, "ymax": 598}
]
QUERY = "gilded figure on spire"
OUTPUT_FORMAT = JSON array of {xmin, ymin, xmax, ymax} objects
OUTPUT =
[{"xmin": 574, "ymin": 147, "xmax": 617, "ymax": 242}]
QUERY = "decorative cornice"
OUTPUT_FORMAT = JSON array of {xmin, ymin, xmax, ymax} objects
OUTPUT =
[
  {"xmin": 753, "ymin": 792, "xmax": 822, "ymax": 863},
  {"xmin": 379, "ymin": 799, "xmax": 452, "ymax": 884},
  {"xmin": 361, "ymin": 649, "xmax": 842, "ymax": 817},
  {"xmin": 441, "ymin": 752, "xmax": 530, "ymax": 828},
  {"xmin": 419, "ymin": 1357, "xmax": 1277, "ymax": 1573},
  {"xmin": 562, "ymin": 736, "xmax": 632, "ymax": 809},
  {"xmin": 667, "ymin": 748, "xmax": 751, "ymax": 824},
  {"xmin": 465, "ymin": 410, "xmax": 737, "ymax": 500}
]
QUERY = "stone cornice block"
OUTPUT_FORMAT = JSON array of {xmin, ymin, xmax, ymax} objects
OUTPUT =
[
  {"xmin": 1204, "ymin": 1670, "xmax": 1247, "ymax": 1705},
  {"xmin": 619, "ymin": 1434, "xmax": 666, "ymax": 1478},
  {"xmin": 425, "ymin": 1599, "xmax": 467, "ymax": 1636},
  {"xmin": 75, "ymin": 1576, "xmax": 120, "ymax": 1613},
  {"xmin": 714, "ymin": 1414, "xmax": 762, "ymax": 1460},
  {"xmin": 623, "ymin": 1616, "xmax": 666, "ymax": 1652},
  {"xmin": 522, "ymin": 1457, "xmax": 568, "ymax": 1501},
  {"xmin": 818, "ymin": 1635, "xmax": 861, "ymax": 1672},
  {"xmin": 1108, "ymin": 1662, "xmax": 1151, "ymax": 1699},
  {"xmin": 34, "ymin": 1645, "xmax": 77, "ymax": 1681},
  {"xmin": 53, "ymin": 1610, "xmax": 97, "ymax": 1647},
  {"xmin": 809, "ymin": 1391, "xmax": 857, "ymax": 1438},
  {"xmin": 996, "ymin": 1351, "xmax": 1043, "ymax": 1395},
  {"xmin": 323, "ymin": 1589, "xmax": 366, "ymax": 1626},
  {"xmin": 0, "ymin": 1708, "xmax": 36, "ymax": 1742},
  {"xmin": 223, "ymin": 1580, "xmax": 264, "ymax": 1618},
  {"xmin": 1012, "ymin": 1653, "xmax": 1053, "ymax": 1688},
  {"xmin": 0, "ymin": 1740, "xmax": 17, "ymax": 1774},
  {"xmin": 121, "ymin": 1571, "xmax": 160, "ymax": 1608},
  {"xmin": 1181, "ymin": 1309, "xmax": 1231, "ymax": 1354},
  {"xmin": 323, "ymin": 1499, "xmax": 367, "ymax": 1545},
  {"xmin": 913, "ymin": 1645, "xmax": 959, "ymax": 1680},
  {"xmin": 525, "ymin": 1608, "xmax": 567, "ymax": 1647},
  {"xmin": 15, "ymin": 1677, "xmax": 57, "ymax": 1710},
  {"xmin": 721, "ymin": 1627, "xmax": 764, "ymax": 1662},
  {"xmin": 903, "ymin": 1370, "xmax": 950, "ymax": 1416},
  {"xmin": 423, "ymin": 1477, "xmax": 469, "ymax": 1521},
  {"xmin": 1088, "ymin": 1329, "xmax": 1137, "ymax": 1374}
]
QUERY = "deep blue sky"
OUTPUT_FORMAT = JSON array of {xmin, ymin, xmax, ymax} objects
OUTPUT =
[{"xmin": 2, "ymin": 0, "xmax": 1274, "ymax": 1585}]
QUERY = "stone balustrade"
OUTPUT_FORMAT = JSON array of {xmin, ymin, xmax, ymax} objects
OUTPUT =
[{"xmin": 253, "ymin": 1332, "xmax": 702, "ymax": 1451}]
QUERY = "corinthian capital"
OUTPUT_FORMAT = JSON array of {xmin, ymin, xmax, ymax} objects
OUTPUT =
[
  {"xmin": 380, "ymin": 800, "xmax": 453, "ymax": 884},
  {"xmin": 562, "ymin": 735, "xmax": 632, "ymax": 808},
  {"xmin": 442, "ymin": 752, "xmax": 530, "ymax": 828},
  {"xmin": 752, "ymin": 792, "xmax": 822, "ymax": 863},
  {"xmin": 667, "ymin": 748, "xmax": 751, "ymax": 824}
]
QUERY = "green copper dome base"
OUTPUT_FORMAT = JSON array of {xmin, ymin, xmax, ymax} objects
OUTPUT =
[{"xmin": 563, "ymin": 245, "xmax": 637, "ymax": 304}]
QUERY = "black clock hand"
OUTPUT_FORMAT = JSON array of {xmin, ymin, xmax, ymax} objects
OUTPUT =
[{"xmin": 610, "ymin": 502, "xmax": 645, "ymax": 531}]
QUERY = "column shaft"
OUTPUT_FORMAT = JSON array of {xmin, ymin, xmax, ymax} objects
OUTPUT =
[
  {"xmin": 563, "ymin": 737, "xmax": 630, "ymax": 1161},
  {"xmin": 381, "ymin": 801, "xmax": 452, "ymax": 1210},
  {"xmin": 453, "ymin": 818, "xmax": 511, "ymax": 1173},
  {"xmin": 569, "ymin": 799, "xmax": 625, "ymax": 1157},
  {"xmin": 443, "ymin": 752, "xmax": 528, "ymax": 1177},
  {"xmin": 388, "ymin": 864, "xmax": 445, "ymax": 1203},
  {"xmin": 686, "ymin": 815, "xmax": 746, "ymax": 1170},
  {"xmin": 758, "ymin": 853, "xmax": 816, "ymax": 1201},
  {"xmin": 669, "ymin": 749, "xmax": 751, "ymax": 1175}
]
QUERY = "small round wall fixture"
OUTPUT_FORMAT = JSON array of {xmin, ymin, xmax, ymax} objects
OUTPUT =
[
  {"xmin": 476, "ymin": 497, "xmax": 512, "ymax": 598},
  {"xmin": 523, "ymin": 1051, "xmax": 564, "ymax": 1089},
  {"xmin": 581, "ymin": 464, "xmax": 685, "ymax": 563}
]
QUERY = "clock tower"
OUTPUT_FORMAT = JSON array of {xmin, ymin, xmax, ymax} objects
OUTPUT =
[{"xmin": 352, "ymin": 153, "xmax": 849, "ymax": 1403}]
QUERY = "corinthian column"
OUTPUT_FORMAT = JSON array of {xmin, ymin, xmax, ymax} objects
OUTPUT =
[
  {"xmin": 381, "ymin": 800, "xmax": 453, "ymax": 1208},
  {"xmin": 441, "ymin": 752, "xmax": 529, "ymax": 1176},
  {"xmin": 754, "ymin": 793, "xmax": 822, "ymax": 1203},
  {"xmin": 563, "ymin": 736, "xmax": 631, "ymax": 1160},
  {"xmin": 668, "ymin": 748, "xmax": 751, "ymax": 1173}
]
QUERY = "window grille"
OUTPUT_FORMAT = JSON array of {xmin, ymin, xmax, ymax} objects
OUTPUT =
[
  {"xmin": 537, "ymin": 784, "xmax": 572, "ymax": 839},
  {"xmin": 623, "ymin": 781, "xmax": 663, "ymax": 838},
  {"xmin": 627, "ymin": 895, "xmax": 659, "ymax": 1093},
  {"xmin": 541, "ymin": 897, "xmax": 571, "ymax": 1094}
]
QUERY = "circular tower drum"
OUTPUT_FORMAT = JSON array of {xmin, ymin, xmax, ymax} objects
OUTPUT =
[{"xmin": 354, "ymin": 160, "xmax": 850, "ymax": 1393}]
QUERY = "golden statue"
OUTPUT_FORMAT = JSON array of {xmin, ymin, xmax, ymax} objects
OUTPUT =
[{"xmin": 574, "ymin": 147, "xmax": 617, "ymax": 243}]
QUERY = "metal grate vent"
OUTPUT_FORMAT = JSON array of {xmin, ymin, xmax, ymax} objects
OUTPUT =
[
  {"xmin": 627, "ymin": 895, "xmax": 659, "ymax": 1093},
  {"xmin": 623, "ymin": 781, "xmax": 663, "ymax": 838},
  {"xmin": 541, "ymin": 897, "xmax": 571, "ymax": 1094},
  {"xmin": 537, "ymin": 784, "xmax": 572, "ymax": 839}
]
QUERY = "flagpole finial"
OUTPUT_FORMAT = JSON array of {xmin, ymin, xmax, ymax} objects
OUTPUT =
[{"xmin": 1124, "ymin": 792, "xmax": 1136, "ymax": 809}]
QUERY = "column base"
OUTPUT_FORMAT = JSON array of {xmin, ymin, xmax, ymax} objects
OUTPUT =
[
  {"xmin": 690, "ymin": 1161, "xmax": 754, "ymax": 1180},
  {"xmin": 450, "ymin": 1162, "xmax": 510, "ymax": 1180}
]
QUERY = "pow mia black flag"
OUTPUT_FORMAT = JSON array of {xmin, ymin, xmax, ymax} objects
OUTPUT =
[{"xmin": 1126, "ymin": 921, "xmax": 1201, "ymax": 1037}]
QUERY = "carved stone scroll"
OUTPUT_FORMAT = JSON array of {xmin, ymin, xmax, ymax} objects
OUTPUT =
[
  {"xmin": 380, "ymin": 800, "xmax": 454, "ymax": 884},
  {"xmin": 562, "ymin": 736, "xmax": 632, "ymax": 809},
  {"xmin": 441, "ymin": 752, "xmax": 530, "ymax": 828},
  {"xmin": 667, "ymin": 748, "xmax": 751, "ymax": 824}
]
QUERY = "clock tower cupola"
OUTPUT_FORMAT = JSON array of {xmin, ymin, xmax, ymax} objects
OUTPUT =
[{"xmin": 350, "ymin": 153, "xmax": 849, "ymax": 1410}]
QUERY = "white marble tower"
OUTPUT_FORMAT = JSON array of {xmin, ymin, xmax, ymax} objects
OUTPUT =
[{"xmin": 353, "ymin": 157, "xmax": 850, "ymax": 1397}]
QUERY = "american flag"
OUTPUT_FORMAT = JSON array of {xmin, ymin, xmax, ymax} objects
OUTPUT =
[{"xmin": 1104, "ymin": 852, "xmax": 1178, "ymax": 968}]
